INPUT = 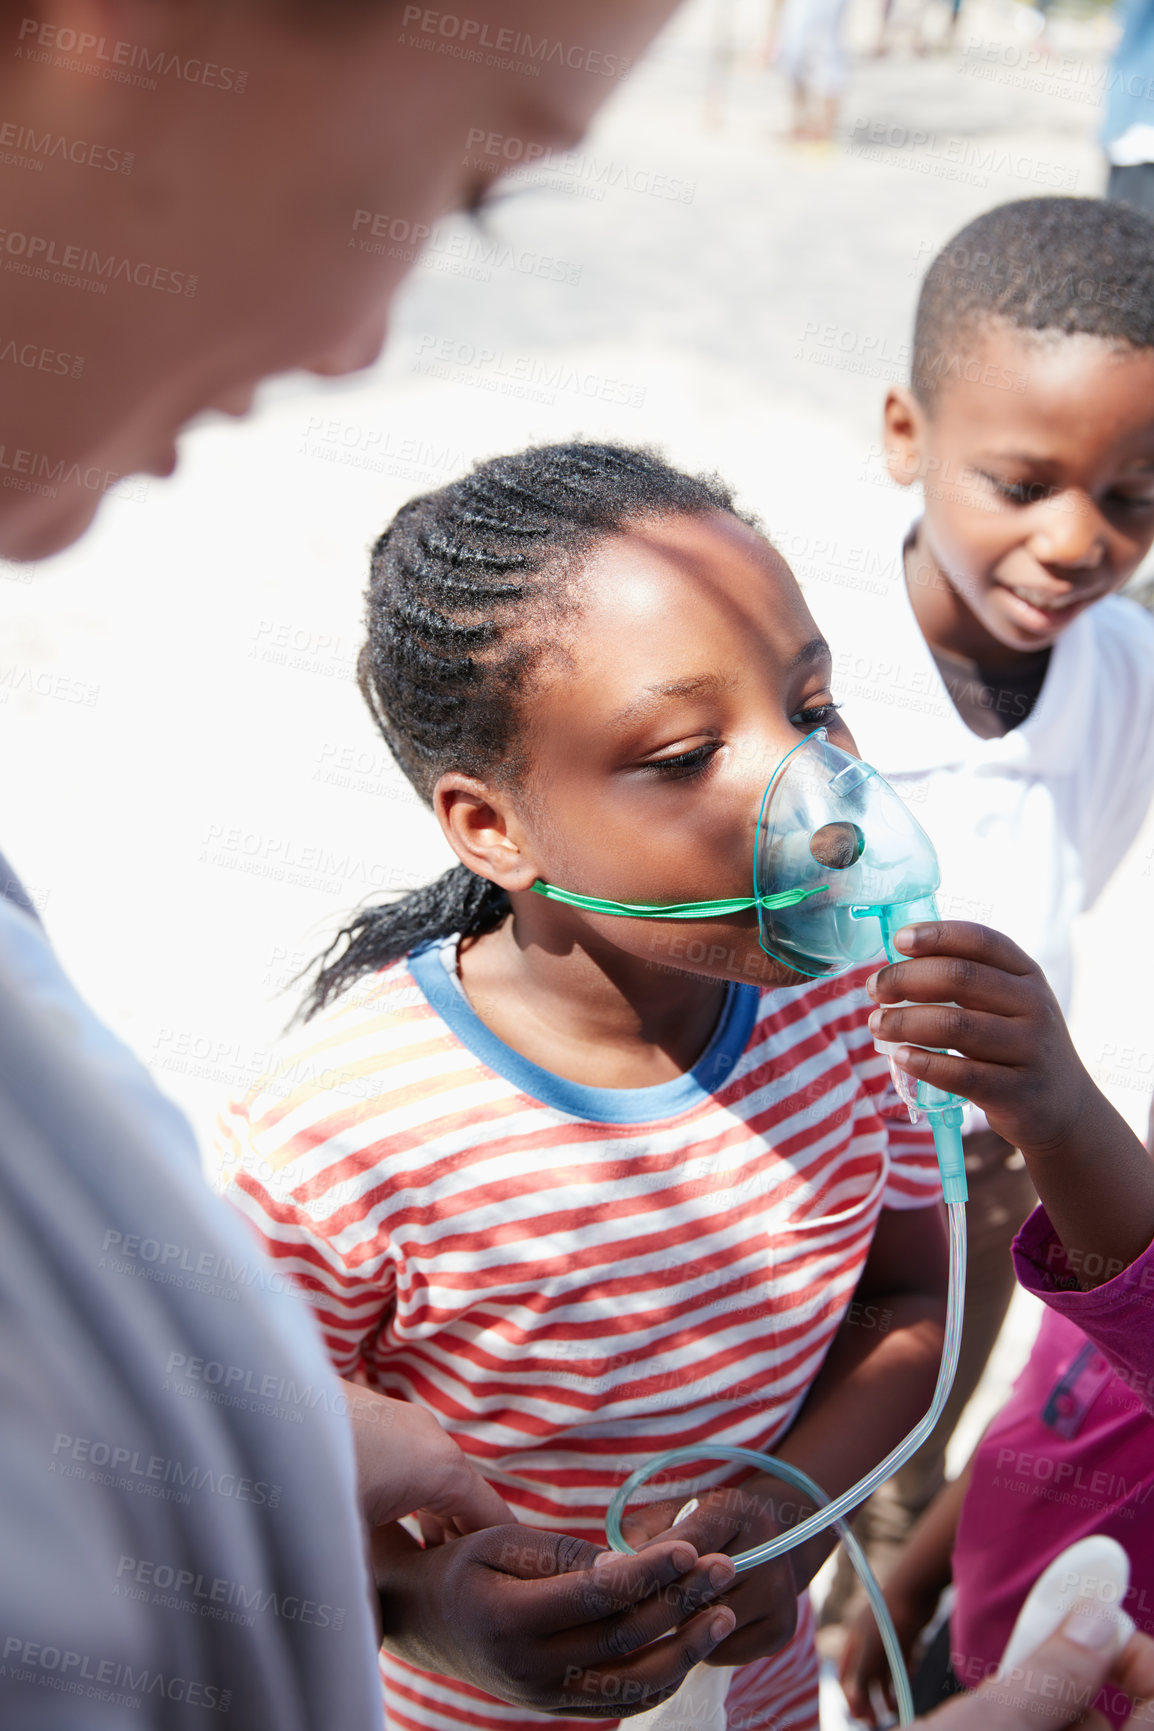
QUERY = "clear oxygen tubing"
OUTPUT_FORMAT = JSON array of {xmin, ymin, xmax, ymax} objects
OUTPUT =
[{"xmin": 604, "ymin": 1132, "xmax": 968, "ymax": 1727}]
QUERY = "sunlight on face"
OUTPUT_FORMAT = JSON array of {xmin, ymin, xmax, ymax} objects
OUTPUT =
[{"xmin": 505, "ymin": 510, "xmax": 857, "ymax": 987}]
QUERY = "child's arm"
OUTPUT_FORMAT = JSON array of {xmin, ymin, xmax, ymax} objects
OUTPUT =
[
  {"xmin": 619, "ymin": 1203, "xmax": 949, "ymax": 1665},
  {"xmin": 867, "ymin": 921, "xmax": 1154, "ymax": 1289},
  {"xmin": 761, "ymin": 1202, "xmax": 948, "ymax": 1588},
  {"xmin": 839, "ymin": 1461, "xmax": 972, "ymax": 1727}
]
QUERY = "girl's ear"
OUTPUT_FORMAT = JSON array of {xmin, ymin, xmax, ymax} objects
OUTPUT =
[
  {"xmin": 883, "ymin": 387, "xmax": 928, "ymax": 488},
  {"xmin": 432, "ymin": 773, "xmax": 541, "ymax": 894}
]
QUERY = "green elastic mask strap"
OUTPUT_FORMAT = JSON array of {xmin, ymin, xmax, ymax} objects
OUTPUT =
[{"xmin": 530, "ymin": 882, "xmax": 828, "ymax": 920}]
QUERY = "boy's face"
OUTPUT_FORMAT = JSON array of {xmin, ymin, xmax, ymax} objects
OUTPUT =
[
  {"xmin": 467, "ymin": 511, "xmax": 859, "ymax": 990},
  {"xmin": 884, "ymin": 320, "xmax": 1154, "ymax": 660}
]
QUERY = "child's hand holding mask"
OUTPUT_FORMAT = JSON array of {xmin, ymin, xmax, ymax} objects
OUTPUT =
[
  {"xmin": 867, "ymin": 921, "xmax": 1154, "ymax": 1289},
  {"xmin": 865, "ymin": 921, "xmax": 1091, "ymax": 1156}
]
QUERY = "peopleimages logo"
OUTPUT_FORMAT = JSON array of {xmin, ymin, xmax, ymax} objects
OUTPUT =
[
  {"xmin": 462, "ymin": 130, "xmax": 696, "ymax": 204},
  {"xmin": 115, "ymin": 1555, "xmax": 345, "ymax": 1631},
  {"xmin": 51, "ymin": 1432, "xmax": 281, "ymax": 1510},
  {"xmin": 398, "ymin": 7, "xmax": 631, "ymax": 78},
  {"xmin": 0, "ymin": 228, "xmax": 196, "ymax": 296},
  {"xmin": 1, "ymin": 1634, "xmax": 231, "ymax": 1714},
  {"xmin": 0, "ymin": 121, "xmax": 133, "ymax": 174},
  {"xmin": 0, "ymin": 445, "xmax": 144, "ymax": 507}
]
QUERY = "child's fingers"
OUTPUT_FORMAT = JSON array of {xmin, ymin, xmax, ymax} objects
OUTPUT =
[
  {"xmin": 868, "ymin": 954, "xmax": 1033, "ymax": 1017},
  {"xmin": 520, "ymin": 1541, "xmax": 731, "ymax": 1638},
  {"xmin": 558, "ymin": 1605, "xmax": 738, "ymax": 1717},
  {"xmin": 618, "ymin": 1498, "xmax": 686, "ymax": 1547},
  {"xmin": 839, "ymin": 1676, "xmax": 878, "ymax": 1726},
  {"xmin": 625, "ymin": 1504, "xmax": 742, "ymax": 1559},
  {"xmin": 550, "ymin": 1561, "xmax": 738, "ymax": 1669},
  {"xmin": 868, "ymin": 1002, "xmax": 1032, "ymax": 1067},
  {"xmin": 839, "ymin": 1624, "xmax": 889, "ymax": 1726},
  {"xmin": 890, "ymin": 920, "xmax": 1038, "ymax": 975},
  {"xmin": 702, "ymin": 1576, "xmax": 799, "ymax": 1665},
  {"xmin": 887, "ymin": 1044, "xmax": 1008, "ymax": 1105},
  {"xmin": 839, "ymin": 1625, "xmax": 878, "ymax": 1687}
]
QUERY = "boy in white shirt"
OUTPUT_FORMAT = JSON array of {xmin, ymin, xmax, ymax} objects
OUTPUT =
[{"xmin": 815, "ymin": 194, "xmax": 1154, "ymax": 1632}]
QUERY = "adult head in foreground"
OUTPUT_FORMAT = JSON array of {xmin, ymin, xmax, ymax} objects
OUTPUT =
[
  {"xmin": 0, "ymin": 3, "xmax": 755, "ymax": 1726},
  {"xmin": 0, "ymin": 0, "xmax": 674, "ymax": 560}
]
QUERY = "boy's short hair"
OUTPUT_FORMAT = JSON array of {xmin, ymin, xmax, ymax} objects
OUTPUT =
[{"xmin": 912, "ymin": 196, "xmax": 1154, "ymax": 406}]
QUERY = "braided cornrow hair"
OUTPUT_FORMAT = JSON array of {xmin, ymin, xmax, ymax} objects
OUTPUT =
[{"xmin": 303, "ymin": 442, "xmax": 743, "ymax": 1017}]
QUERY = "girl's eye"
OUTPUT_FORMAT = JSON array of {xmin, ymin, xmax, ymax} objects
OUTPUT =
[
  {"xmin": 1107, "ymin": 490, "xmax": 1154, "ymax": 510},
  {"xmin": 792, "ymin": 701, "xmax": 842, "ymax": 730},
  {"xmin": 642, "ymin": 743, "xmax": 719, "ymax": 779}
]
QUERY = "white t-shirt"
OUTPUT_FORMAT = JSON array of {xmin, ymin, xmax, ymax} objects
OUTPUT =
[{"xmin": 807, "ymin": 533, "xmax": 1154, "ymax": 1014}]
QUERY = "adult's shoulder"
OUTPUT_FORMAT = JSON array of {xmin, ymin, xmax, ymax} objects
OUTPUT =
[{"xmin": 0, "ymin": 907, "xmax": 382, "ymax": 1728}]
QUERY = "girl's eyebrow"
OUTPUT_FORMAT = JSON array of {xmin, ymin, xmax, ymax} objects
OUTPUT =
[
  {"xmin": 608, "ymin": 672, "xmax": 737, "ymax": 732},
  {"xmin": 608, "ymin": 644, "xmax": 829, "ymax": 733},
  {"xmin": 788, "ymin": 636, "xmax": 832, "ymax": 672}
]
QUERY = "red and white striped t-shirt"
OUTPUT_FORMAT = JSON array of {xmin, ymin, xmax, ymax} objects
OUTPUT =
[{"xmin": 217, "ymin": 939, "xmax": 940, "ymax": 1731}]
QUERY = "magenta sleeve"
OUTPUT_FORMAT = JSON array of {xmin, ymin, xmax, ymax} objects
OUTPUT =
[{"xmin": 1013, "ymin": 1205, "xmax": 1154, "ymax": 1414}]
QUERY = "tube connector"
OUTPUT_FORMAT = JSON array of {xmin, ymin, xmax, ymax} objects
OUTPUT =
[{"xmin": 930, "ymin": 1106, "xmax": 967, "ymax": 1204}]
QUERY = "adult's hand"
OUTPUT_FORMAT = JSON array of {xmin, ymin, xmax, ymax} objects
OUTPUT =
[
  {"xmin": 920, "ymin": 1612, "xmax": 1154, "ymax": 1730},
  {"xmin": 342, "ymin": 1380, "xmax": 512, "ymax": 1534},
  {"xmin": 374, "ymin": 1521, "xmax": 738, "ymax": 1718}
]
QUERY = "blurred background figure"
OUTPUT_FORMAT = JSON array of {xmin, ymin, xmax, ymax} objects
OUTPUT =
[
  {"xmin": 1104, "ymin": 0, "xmax": 1154, "ymax": 210},
  {"xmin": 777, "ymin": 0, "xmax": 852, "ymax": 140},
  {"xmin": 872, "ymin": 0, "xmax": 963, "ymax": 59},
  {"xmin": 761, "ymin": 0, "xmax": 793, "ymax": 62},
  {"xmin": 706, "ymin": 0, "xmax": 744, "ymax": 124}
]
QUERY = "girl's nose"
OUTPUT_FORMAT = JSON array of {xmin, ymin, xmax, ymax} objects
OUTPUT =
[{"xmin": 1027, "ymin": 492, "xmax": 1108, "ymax": 571}]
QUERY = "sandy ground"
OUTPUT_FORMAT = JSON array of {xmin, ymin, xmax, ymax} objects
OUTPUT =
[{"xmin": 0, "ymin": 1, "xmax": 1146, "ymax": 1721}]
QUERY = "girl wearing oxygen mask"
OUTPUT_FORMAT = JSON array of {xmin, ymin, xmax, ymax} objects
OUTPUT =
[{"xmin": 217, "ymin": 444, "xmax": 1139, "ymax": 1731}]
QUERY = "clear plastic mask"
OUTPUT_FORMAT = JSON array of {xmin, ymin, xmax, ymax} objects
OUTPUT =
[{"xmin": 754, "ymin": 729, "xmax": 943, "ymax": 978}]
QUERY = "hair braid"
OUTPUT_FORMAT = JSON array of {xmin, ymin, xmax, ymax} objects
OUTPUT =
[{"xmin": 303, "ymin": 441, "xmax": 743, "ymax": 1017}]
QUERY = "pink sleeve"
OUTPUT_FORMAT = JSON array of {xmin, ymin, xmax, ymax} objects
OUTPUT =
[{"xmin": 1013, "ymin": 1206, "xmax": 1154, "ymax": 1413}]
